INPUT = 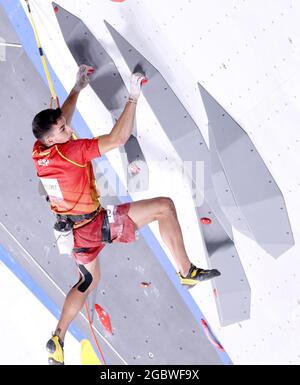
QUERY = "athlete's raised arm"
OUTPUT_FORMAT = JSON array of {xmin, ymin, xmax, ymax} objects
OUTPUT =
[
  {"xmin": 97, "ymin": 73, "xmax": 145, "ymax": 156},
  {"xmin": 61, "ymin": 65, "xmax": 94, "ymax": 126}
]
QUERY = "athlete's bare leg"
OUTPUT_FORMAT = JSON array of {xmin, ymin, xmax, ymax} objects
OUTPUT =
[
  {"xmin": 54, "ymin": 197, "xmax": 205, "ymax": 341},
  {"xmin": 128, "ymin": 197, "xmax": 191, "ymax": 276},
  {"xmin": 54, "ymin": 257, "xmax": 100, "ymax": 342}
]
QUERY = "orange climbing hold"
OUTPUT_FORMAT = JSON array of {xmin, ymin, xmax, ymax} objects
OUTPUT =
[
  {"xmin": 200, "ymin": 217, "xmax": 212, "ymax": 225},
  {"xmin": 95, "ymin": 304, "xmax": 112, "ymax": 335}
]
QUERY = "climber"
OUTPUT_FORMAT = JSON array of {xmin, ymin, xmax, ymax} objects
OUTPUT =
[{"xmin": 31, "ymin": 65, "xmax": 221, "ymax": 365}]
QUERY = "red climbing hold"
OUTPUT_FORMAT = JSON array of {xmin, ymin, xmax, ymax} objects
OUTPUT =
[
  {"xmin": 95, "ymin": 304, "xmax": 112, "ymax": 335},
  {"xmin": 87, "ymin": 67, "xmax": 95, "ymax": 75},
  {"xmin": 200, "ymin": 217, "xmax": 212, "ymax": 225},
  {"xmin": 129, "ymin": 163, "xmax": 141, "ymax": 174},
  {"xmin": 201, "ymin": 319, "xmax": 224, "ymax": 352},
  {"xmin": 54, "ymin": 6, "xmax": 59, "ymax": 13},
  {"xmin": 141, "ymin": 78, "xmax": 148, "ymax": 85},
  {"xmin": 111, "ymin": 0, "xmax": 126, "ymax": 2}
]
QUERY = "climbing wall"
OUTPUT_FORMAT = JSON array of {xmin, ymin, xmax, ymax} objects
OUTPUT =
[
  {"xmin": 0, "ymin": 2, "xmax": 227, "ymax": 365},
  {"xmin": 1, "ymin": 0, "xmax": 300, "ymax": 365},
  {"xmin": 52, "ymin": 2, "xmax": 250, "ymax": 328}
]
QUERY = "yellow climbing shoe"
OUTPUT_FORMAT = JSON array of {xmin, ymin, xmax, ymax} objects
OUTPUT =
[
  {"xmin": 178, "ymin": 263, "xmax": 221, "ymax": 288},
  {"xmin": 46, "ymin": 335, "xmax": 64, "ymax": 365}
]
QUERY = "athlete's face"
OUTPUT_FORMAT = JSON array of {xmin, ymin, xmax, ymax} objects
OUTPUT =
[{"xmin": 45, "ymin": 115, "xmax": 73, "ymax": 146}]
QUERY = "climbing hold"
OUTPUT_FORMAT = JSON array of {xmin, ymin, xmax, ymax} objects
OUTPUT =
[
  {"xmin": 141, "ymin": 281, "xmax": 151, "ymax": 288},
  {"xmin": 80, "ymin": 339, "xmax": 101, "ymax": 365},
  {"xmin": 50, "ymin": 96, "xmax": 60, "ymax": 109},
  {"xmin": 201, "ymin": 319, "xmax": 224, "ymax": 352},
  {"xmin": 94, "ymin": 304, "xmax": 112, "ymax": 335},
  {"xmin": 54, "ymin": 6, "xmax": 59, "ymax": 13},
  {"xmin": 111, "ymin": 0, "xmax": 126, "ymax": 2},
  {"xmin": 87, "ymin": 67, "xmax": 95, "ymax": 75},
  {"xmin": 129, "ymin": 163, "xmax": 141, "ymax": 174},
  {"xmin": 141, "ymin": 78, "xmax": 148, "ymax": 85},
  {"xmin": 200, "ymin": 217, "xmax": 212, "ymax": 225}
]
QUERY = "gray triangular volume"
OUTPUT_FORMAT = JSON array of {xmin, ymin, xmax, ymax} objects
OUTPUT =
[
  {"xmin": 54, "ymin": 3, "xmax": 129, "ymax": 116},
  {"xmin": 105, "ymin": 20, "xmax": 253, "ymax": 325},
  {"xmin": 53, "ymin": 2, "xmax": 149, "ymax": 191},
  {"xmin": 198, "ymin": 83, "xmax": 294, "ymax": 257}
]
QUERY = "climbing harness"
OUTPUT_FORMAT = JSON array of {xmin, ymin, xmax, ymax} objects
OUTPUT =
[{"xmin": 53, "ymin": 206, "xmax": 102, "ymax": 255}]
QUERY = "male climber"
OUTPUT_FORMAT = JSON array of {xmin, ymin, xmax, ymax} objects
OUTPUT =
[{"xmin": 31, "ymin": 65, "xmax": 221, "ymax": 365}]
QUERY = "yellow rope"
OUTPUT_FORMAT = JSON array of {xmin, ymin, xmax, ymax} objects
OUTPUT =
[
  {"xmin": 25, "ymin": 0, "xmax": 59, "ymax": 106},
  {"xmin": 25, "ymin": 0, "xmax": 78, "ymax": 140}
]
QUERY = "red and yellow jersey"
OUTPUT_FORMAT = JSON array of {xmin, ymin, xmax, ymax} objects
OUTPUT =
[{"xmin": 32, "ymin": 138, "xmax": 101, "ymax": 215}]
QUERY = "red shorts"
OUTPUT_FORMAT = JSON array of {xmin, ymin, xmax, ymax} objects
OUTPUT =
[{"xmin": 72, "ymin": 203, "xmax": 136, "ymax": 265}]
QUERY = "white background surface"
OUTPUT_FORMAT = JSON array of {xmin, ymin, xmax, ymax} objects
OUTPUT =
[
  {"xmin": 2, "ymin": 0, "xmax": 300, "ymax": 364},
  {"xmin": 0, "ymin": 259, "xmax": 80, "ymax": 365}
]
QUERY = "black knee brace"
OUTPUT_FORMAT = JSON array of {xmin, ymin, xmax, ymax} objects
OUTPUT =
[{"xmin": 74, "ymin": 264, "xmax": 93, "ymax": 293}]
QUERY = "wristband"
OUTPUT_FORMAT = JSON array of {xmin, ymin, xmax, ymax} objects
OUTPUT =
[{"xmin": 127, "ymin": 97, "xmax": 138, "ymax": 104}]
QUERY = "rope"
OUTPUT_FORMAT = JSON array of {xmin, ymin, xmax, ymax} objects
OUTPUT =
[
  {"xmin": 24, "ymin": 0, "xmax": 59, "ymax": 108},
  {"xmin": 84, "ymin": 301, "xmax": 107, "ymax": 365},
  {"xmin": 24, "ymin": 0, "xmax": 78, "ymax": 138}
]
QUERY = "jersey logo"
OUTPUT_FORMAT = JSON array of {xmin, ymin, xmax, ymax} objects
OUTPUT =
[{"xmin": 38, "ymin": 158, "xmax": 49, "ymax": 167}]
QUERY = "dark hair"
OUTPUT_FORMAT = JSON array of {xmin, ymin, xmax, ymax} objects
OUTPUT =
[{"xmin": 32, "ymin": 108, "xmax": 63, "ymax": 141}]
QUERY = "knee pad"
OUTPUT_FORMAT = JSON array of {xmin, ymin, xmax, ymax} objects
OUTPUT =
[{"xmin": 75, "ymin": 264, "xmax": 93, "ymax": 293}]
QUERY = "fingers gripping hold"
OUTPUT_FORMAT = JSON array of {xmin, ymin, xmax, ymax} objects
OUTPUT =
[
  {"xmin": 129, "ymin": 72, "xmax": 147, "ymax": 100},
  {"xmin": 74, "ymin": 65, "xmax": 95, "ymax": 92}
]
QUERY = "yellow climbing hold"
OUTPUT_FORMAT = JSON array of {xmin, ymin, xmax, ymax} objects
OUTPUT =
[{"xmin": 80, "ymin": 339, "xmax": 101, "ymax": 365}]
